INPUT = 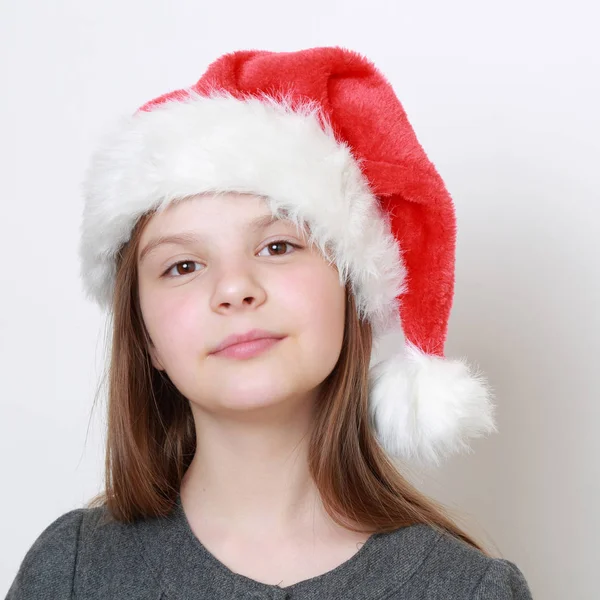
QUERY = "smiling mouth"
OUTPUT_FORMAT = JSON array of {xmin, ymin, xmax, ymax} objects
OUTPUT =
[{"xmin": 210, "ymin": 337, "xmax": 286, "ymax": 360}]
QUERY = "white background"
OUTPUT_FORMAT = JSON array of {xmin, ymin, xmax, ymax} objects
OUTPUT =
[{"xmin": 1, "ymin": 1, "xmax": 598, "ymax": 598}]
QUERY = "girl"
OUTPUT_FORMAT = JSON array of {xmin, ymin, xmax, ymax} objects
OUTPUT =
[{"xmin": 7, "ymin": 47, "xmax": 533, "ymax": 599}]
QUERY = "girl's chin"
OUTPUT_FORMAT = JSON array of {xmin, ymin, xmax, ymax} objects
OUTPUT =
[
  {"xmin": 215, "ymin": 393, "xmax": 289, "ymax": 409},
  {"xmin": 211, "ymin": 384, "xmax": 312, "ymax": 407}
]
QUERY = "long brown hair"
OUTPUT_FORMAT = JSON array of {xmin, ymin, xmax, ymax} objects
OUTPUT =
[{"xmin": 86, "ymin": 209, "xmax": 493, "ymax": 556}]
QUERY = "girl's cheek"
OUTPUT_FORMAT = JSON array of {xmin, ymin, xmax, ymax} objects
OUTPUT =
[
  {"xmin": 166, "ymin": 294, "xmax": 204, "ymax": 331},
  {"xmin": 145, "ymin": 292, "xmax": 202, "ymax": 344},
  {"xmin": 278, "ymin": 268, "xmax": 340, "ymax": 320},
  {"xmin": 281, "ymin": 262, "xmax": 323, "ymax": 290}
]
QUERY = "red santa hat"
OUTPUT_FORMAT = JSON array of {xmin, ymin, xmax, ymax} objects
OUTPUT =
[{"xmin": 79, "ymin": 46, "xmax": 496, "ymax": 466}]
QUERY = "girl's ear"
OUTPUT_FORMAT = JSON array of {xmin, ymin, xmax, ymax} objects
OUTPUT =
[
  {"xmin": 142, "ymin": 321, "xmax": 165, "ymax": 371},
  {"xmin": 148, "ymin": 343, "xmax": 165, "ymax": 371}
]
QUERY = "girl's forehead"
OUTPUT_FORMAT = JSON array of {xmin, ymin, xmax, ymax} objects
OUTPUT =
[
  {"xmin": 151, "ymin": 210, "xmax": 301, "ymax": 237},
  {"xmin": 143, "ymin": 193, "xmax": 275, "ymax": 230},
  {"xmin": 137, "ymin": 193, "xmax": 310, "ymax": 251}
]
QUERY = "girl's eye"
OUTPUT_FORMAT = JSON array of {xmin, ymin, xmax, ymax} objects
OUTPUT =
[
  {"xmin": 162, "ymin": 240, "xmax": 300, "ymax": 278},
  {"xmin": 257, "ymin": 240, "xmax": 300, "ymax": 257},
  {"xmin": 164, "ymin": 261, "xmax": 202, "ymax": 278}
]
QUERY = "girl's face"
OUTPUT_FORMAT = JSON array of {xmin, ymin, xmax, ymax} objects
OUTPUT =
[{"xmin": 136, "ymin": 192, "xmax": 346, "ymax": 415}]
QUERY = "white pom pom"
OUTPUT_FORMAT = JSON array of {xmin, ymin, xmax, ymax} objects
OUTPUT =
[{"xmin": 368, "ymin": 338, "xmax": 497, "ymax": 466}]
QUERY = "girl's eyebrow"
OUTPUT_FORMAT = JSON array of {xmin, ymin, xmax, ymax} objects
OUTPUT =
[{"xmin": 138, "ymin": 213, "xmax": 283, "ymax": 264}]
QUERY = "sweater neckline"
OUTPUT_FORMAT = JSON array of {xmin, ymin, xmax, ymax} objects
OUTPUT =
[{"xmin": 132, "ymin": 493, "xmax": 443, "ymax": 600}]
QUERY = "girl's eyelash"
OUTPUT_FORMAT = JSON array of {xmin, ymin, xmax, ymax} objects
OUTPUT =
[{"xmin": 161, "ymin": 239, "xmax": 302, "ymax": 278}]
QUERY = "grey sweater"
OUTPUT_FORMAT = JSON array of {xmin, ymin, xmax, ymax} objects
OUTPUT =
[{"xmin": 6, "ymin": 495, "xmax": 533, "ymax": 599}]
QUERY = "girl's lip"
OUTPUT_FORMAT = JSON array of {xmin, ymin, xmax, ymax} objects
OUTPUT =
[
  {"xmin": 210, "ymin": 337, "xmax": 285, "ymax": 359},
  {"xmin": 210, "ymin": 329, "xmax": 285, "ymax": 354}
]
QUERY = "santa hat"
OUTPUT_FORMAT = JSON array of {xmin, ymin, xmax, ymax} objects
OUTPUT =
[{"xmin": 79, "ymin": 46, "xmax": 496, "ymax": 466}]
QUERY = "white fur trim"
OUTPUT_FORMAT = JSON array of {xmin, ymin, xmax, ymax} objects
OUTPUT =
[
  {"xmin": 79, "ymin": 90, "xmax": 405, "ymax": 337},
  {"xmin": 369, "ymin": 330, "xmax": 497, "ymax": 465}
]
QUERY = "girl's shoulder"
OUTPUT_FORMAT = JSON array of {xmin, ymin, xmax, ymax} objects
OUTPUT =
[
  {"xmin": 6, "ymin": 504, "xmax": 156, "ymax": 600},
  {"xmin": 390, "ymin": 524, "xmax": 533, "ymax": 599},
  {"xmin": 7, "ymin": 506, "xmax": 89, "ymax": 599}
]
